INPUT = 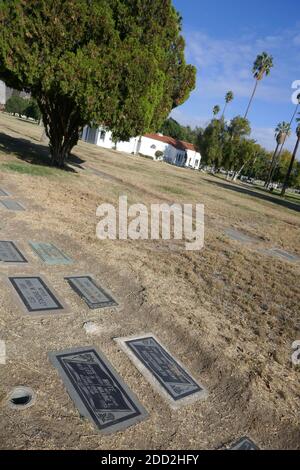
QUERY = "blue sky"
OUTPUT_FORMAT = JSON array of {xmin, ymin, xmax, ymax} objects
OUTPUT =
[{"xmin": 171, "ymin": 0, "xmax": 300, "ymax": 152}]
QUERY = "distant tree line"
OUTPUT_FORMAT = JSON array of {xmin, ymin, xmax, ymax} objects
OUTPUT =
[
  {"xmin": 5, "ymin": 95, "xmax": 41, "ymax": 122},
  {"xmin": 159, "ymin": 115, "xmax": 300, "ymax": 190},
  {"xmin": 159, "ymin": 117, "xmax": 200, "ymax": 144}
]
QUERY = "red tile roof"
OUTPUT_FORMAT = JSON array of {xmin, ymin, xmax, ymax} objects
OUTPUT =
[{"xmin": 144, "ymin": 133, "xmax": 196, "ymax": 152}]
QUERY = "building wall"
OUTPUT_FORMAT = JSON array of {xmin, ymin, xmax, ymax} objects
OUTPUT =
[
  {"xmin": 138, "ymin": 136, "xmax": 168, "ymax": 159},
  {"xmin": 6, "ymin": 86, "xmax": 13, "ymax": 102},
  {"xmin": 164, "ymin": 145, "xmax": 186, "ymax": 166},
  {"xmin": 81, "ymin": 125, "xmax": 201, "ymax": 170},
  {"xmin": 186, "ymin": 149, "xmax": 201, "ymax": 170},
  {"xmin": 0, "ymin": 81, "xmax": 6, "ymax": 105},
  {"xmin": 82, "ymin": 126, "xmax": 98, "ymax": 145},
  {"xmin": 82, "ymin": 126, "xmax": 138, "ymax": 154},
  {"xmin": 0, "ymin": 80, "xmax": 29, "ymax": 109},
  {"xmin": 115, "ymin": 136, "xmax": 139, "ymax": 154},
  {"xmin": 96, "ymin": 128, "xmax": 114, "ymax": 149}
]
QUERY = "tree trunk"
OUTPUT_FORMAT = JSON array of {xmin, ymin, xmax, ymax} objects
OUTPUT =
[
  {"xmin": 268, "ymin": 146, "xmax": 284, "ymax": 190},
  {"xmin": 221, "ymin": 102, "xmax": 227, "ymax": 119},
  {"xmin": 37, "ymin": 96, "xmax": 82, "ymax": 168},
  {"xmin": 269, "ymin": 104, "xmax": 299, "ymax": 180},
  {"xmin": 244, "ymin": 80, "xmax": 258, "ymax": 119},
  {"xmin": 281, "ymin": 137, "xmax": 300, "ymax": 197},
  {"xmin": 265, "ymin": 142, "xmax": 280, "ymax": 188},
  {"xmin": 233, "ymin": 162, "xmax": 247, "ymax": 181},
  {"xmin": 231, "ymin": 171, "xmax": 238, "ymax": 181}
]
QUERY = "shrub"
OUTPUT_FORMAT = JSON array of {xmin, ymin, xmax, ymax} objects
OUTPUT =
[{"xmin": 5, "ymin": 95, "xmax": 27, "ymax": 116}]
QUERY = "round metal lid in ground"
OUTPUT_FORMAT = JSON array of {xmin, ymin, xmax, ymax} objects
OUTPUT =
[{"xmin": 7, "ymin": 386, "xmax": 36, "ymax": 410}]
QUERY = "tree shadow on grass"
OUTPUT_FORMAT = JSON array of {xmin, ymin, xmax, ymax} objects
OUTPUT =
[
  {"xmin": 204, "ymin": 177, "xmax": 300, "ymax": 213},
  {"xmin": 0, "ymin": 132, "xmax": 85, "ymax": 172}
]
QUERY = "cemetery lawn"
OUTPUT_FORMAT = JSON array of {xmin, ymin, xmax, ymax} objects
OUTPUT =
[{"xmin": 0, "ymin": 112, "xmax": 299, "ymax": 450}]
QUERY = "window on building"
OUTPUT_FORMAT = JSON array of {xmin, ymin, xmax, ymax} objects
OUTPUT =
[
  {"xmin": 100, "ymin": 130, "xmax": 106, "ymax": 141},
  {"xmin": 195, "ymin": 160, "xmax": 199, "ymax": 167}
]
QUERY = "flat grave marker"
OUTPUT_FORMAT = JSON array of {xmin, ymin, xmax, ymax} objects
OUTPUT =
[
  {"xmin": 266, "ymin": 248, "xmax": 300, "ymax": 263},
  {"xmin": 0, "ymin": 241, "xmax": 28, "ymax": 264},
  {"xmin": 0, "ymin": 200, "xmax": 25, "ymax": 211},
  {"xmin": 117, "ymin": 335, "xmax": 208, "ymax": 408},
  {"xmin": 65, "ymin": 275, "xmax": 118, "ymax": 309},
  {"xmin": 29, "ymin": 242, "xmax": 73, "ymax": 265},
  {"xmin": 49, "ymin": 347, "xmax": 148, "ymax": 434},
  {"xmin": 225, "ymin": 228, "xmax": 259, "ymax": 245},
  {"xmin": 0, "ymin": 340, "xmax": 5, "ymax": 365},
  {"xmin": 230, "ymin": 437, "xmax": 260, "ymax": 450},
  {"xmin": 8, "ymin": 276, "xmax": 69, "ymax": 315},
  {"xmin": 0, "ymin": 188, "xmax": 10, "ymax": 197}
]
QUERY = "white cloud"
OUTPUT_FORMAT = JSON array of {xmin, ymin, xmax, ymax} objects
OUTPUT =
[
  {"xmin": 170, "ymin": 26, "xmax": 300, "ymax": 153},
  {"xmin": 171, "ymin": 108, "xmax": 209, "ymax": 128},
  {"xmin": 185, "ymin": 29, "xmax": 299, "ymax": 104},
  {"xmin": 251, "ymin": 127, "xmax": 276, "ymax": 151}
]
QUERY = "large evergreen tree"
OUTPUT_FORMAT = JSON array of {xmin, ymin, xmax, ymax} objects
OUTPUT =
[{"xmin": 0, "ymin": 0, "xmax": 196, "ymax": 167}]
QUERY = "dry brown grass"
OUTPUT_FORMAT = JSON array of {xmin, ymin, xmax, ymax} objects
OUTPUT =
[{"xmin": 0, "ymin": 112, "xmax": 299, "ymax": 450}]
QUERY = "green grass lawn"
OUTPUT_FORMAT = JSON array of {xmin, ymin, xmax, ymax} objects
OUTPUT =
[
  {"xmin": 252, "ymin": 184, "xmax": 300, "ymax": 204},
  {"xmin": 1, "ymin": 161, "xmax": 66, "ymax": 177}
]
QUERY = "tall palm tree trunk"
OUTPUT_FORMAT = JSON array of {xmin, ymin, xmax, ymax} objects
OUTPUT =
[
  {"xmin": 244, "ymin": 80, "xmax": 258, "ymax": 119},
  {"xmin": 268, "ymin": 152, "xmax": 281, "ymax": 187},
  {"xmin": 265, "ymin": 142, "xmax": 280, "ymax": 188},
  {"xmin": 234, "ymin": 154, "xmax": 259, "ymax": 182},
  {"xmin": 221, "ymin": 103, "xmax": 227, "ymax": 119},
  {"xmin": 272, "ymin": 104, "xmax": 299, "ymax": 167},
  {"xmin": 280, "ymin": 137, "xmax": 300, "ymax": 197}
]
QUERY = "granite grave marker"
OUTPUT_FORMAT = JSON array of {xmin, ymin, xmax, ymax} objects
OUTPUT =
[
  {"xmin": 230, "ymin": 437, "xmax": 260, "ymax": 450},
  {"xmin": 268, "ymin": 248, "xmax": 300, "ymax": 263},
  {"xmin": 65, "ymin": 276, "xmax": 118, "ymax": 309},
  {"xmin": 1, "ymin": 200, "xmax": 25, "ymax": 211},
  {"xmin": 0, "ymin": 241, "xmax": 28, "ymax": 264},
  {"xmin": 8, "ymin": 276, "xmax": 67, "ymax": 315},
  {"xmin": 117, "ymin": 335, "xmax": 207, "ymax": 407},
  {"xmin": 0, "ymin": 188, "xmax": 10, "ymax": 197},
  {"xmin": 30, "ymin": 242, "xmax": 73, "ymax": 265},
  {"xmin": 49, "ymin": 347, "xmax": 148, "ymax": 434},
  {"xmin": 225, "ymin": 228, "xmax": 259, "ymax": 244}
]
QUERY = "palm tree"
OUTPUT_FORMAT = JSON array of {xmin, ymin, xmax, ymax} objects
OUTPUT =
[
  {"xmin": 213, "ymin": 105, "xmax": 220, "ymax": 117},
  {"xmin": 244, "ymin": 52, "xmax": 274, "ymax": 119},
  {"xmin": 221, "ymin": 91, "xmax": 234, "ymax": 119},
  {"xmin": 265, "ymin": 122, "xmax": 291, "ymax": 188},
  {"xmin": 273, "ymin": 93, "xmax": 300, "ymax": 165},
  {"xmin": 281, "ymin": 117, "xmax": 300, "ymax": 197}
]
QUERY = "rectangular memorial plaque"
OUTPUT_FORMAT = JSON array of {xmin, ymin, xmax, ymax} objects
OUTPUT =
[
  {"xmin": 65, "ymin": 276, "xmax": 118, "ymax": 309},
  {"xmin": 30, "ymin": 242, "xmax": 73, "ymax": 265},
  {"xmin": 1, "ymin": 200, "xmax": 25, "ymax": 211},
  {"xmin": 270, "ymin": 248, "xmax": 300, "ymax": 262},
  {"xmin": 49, "ymin": 347, "xmax": 148, "ymax": 434},
  {"xmin": 117, "ymin": 335, "xmax": 207, "ymax": 407},
  {"xmin": 230, "ymin": 437, "xmax": 260, "ymax": 450},
  {"xmin": 8, "ymin": 276, "xmax": 67, "ymax": 315},
  {"xmin": 225, "ymin": 228, "xmax": 258, "ymax": 244},
  {"xmin": 0, "ymin": 241, "xmax": 28, "ymax": 264},
  {"xmin": 0, "ymin": 188, "xmax": 10, "ymax": 197}
]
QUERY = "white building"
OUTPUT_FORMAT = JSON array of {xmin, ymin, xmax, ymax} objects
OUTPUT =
[
  {"xmin": 0, "ymin": 80, "xmax": 30, "ymax": 109},
  {"xmin": 81, "ymin": 126, "xmax": 201, "ymax": 170},
  {"xmin": 0, "ymin": 80, "xmax": 13, "ymax": 109}
]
